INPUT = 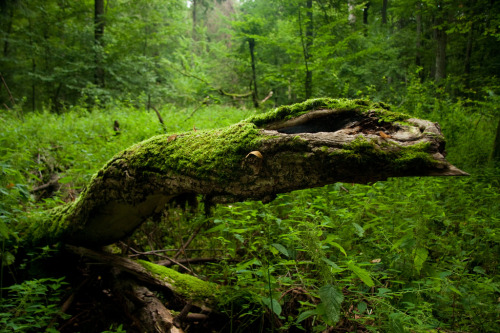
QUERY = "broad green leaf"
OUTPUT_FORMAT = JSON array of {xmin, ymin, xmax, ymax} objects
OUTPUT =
[
  {"xmin": 347, "ymin": 261, "xmax": 374, "ymax": 287},
  {"xmin": 321, "ymin": 257, "xmax": 344, "ymax": 273},
  {"xmin": 0, "ymin": 221, "xmax": 11, "ymax": 239},
  {"xmin": 318, "ymin": 284, "xmax": 344, "ymax": 325},
  {"xmin": 296, "ymin": 309, "xmax": 318, "ymax": 323},
  {"xmin": 389, "ymin": 313, "xmax": 406, "ymax": 333},
  {"xmin": 1, "ymin": 251, "xmax": 15, "ymax": 266},
  {"xmin": 357, "ymin": 302, "xmax": 368, "ymax": 313},
  {"xmin": 58, "ymin": 176, "xmax": 73, "ymax": 184},
  {"xmin": 413, "ymin": 247, "xmax": 428, "ymax": 274},
  {"xmin": 204, "ymin": 224, "xmax": 226, "ymax": 233},
  {"xmin": 352, "ymin": 223, "xmax": 365, "ymax": 237},
  {"xmin": 473, "ymin": 266, "xmax": 486, "ymax": 275},
  {"xmin": 261, "ymin": 296, "xmax": 282, "ymax": 316},
  {"xmin": 448, "ymin": 285, "xmax": 463, "ymax": 296},
  {"xmin": 324, "ymin": 236, "xmax": 347, "ymax": 256},
  {"xmin": 271, "ymin": 243, "xmax": 289, "ymax": 257}
]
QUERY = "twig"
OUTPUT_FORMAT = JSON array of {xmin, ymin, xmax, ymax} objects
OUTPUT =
[
  {"xmin": 127, "ymin": 246, "xmax": 197, "ymax": 277},
  {"xmin": 0, "ymin": 72, "xmax": 15, "ymax": 105},
  {"xmin": 31, "ymin": 174, "xmax": 60, "ymax": 192},
  {"xmin": 127, "ymin": 248, "xmax": 224, "ymax": 256},
  {"xmin": 166, "ymin": 62, "xmax": 252, "ymax": 98},
  {"xmin": 156, "ymin": 257, "xmax": 233, "ymax": 267},
  {"xmin": 260, "ymin": 91, "xmax": 273, "ymax": 104},
  {"xmin": 174, "ymin": 302, "xmax": 192, "ymax": 327},
  {"xmin": 174, "ymin": 221, "xmax": 207, "ymax": 260},
  {"xmin": 150, "ymin": 105, "xmax": 167, "ymax": 132}
]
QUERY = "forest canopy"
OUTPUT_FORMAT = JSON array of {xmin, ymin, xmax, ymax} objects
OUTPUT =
[{"xmin": 0, "ymin": 1, "xmax": 499, "ymax": 332}]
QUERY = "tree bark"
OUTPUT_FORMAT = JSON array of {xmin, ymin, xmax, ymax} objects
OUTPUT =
[
  {"xmin": 434, "ymin": 8, "xmax": 447, "ymax": 82},
  {"xmin": 248, "ymin": 38, "xmax": 259, "ymax": 108},
  {"xmin": 27, "ymin": 98, "xmax": 467, "ymax": 247},
  {"xmin": 94, "ymin": 0, "xmax": 105, "ymax": 88},
  {"xmin": 348, "ymin": 0, "xmax": 356, "ymax": 25},
  {"xmin": 416, "ymin": 2, "xmax": 422, "ymax": 68},
  {"xmin": 464, "ymin": 24, "xmax": 474, "ymax": 88},
  {"xmin": 192, "ymin": 0, "xmax": 197, "ymax": 39},
  {"xmin": 382, "ymin": 0, "xmax": 388, "ymax": 25},
  {"xmin": 492, "ymin": 116, "xmax": 500, "ymax": 162},
  {"xmin": 305, "ymin": 0, "xmax": 313, "ymax": 99},
  {"xmin": 363, "ymin": 1, "xmax": 370, "ymax": 25}
]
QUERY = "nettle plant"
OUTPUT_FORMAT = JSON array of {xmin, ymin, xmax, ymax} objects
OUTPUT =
[{"xmin": 203, "ymin": 173, "xmax": 499, "ymax": 332}]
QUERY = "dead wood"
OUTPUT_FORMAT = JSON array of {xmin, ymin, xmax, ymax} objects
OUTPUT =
[{"xmin": 28, "ymin": 99, "xmax": 467, "ymax": 248}]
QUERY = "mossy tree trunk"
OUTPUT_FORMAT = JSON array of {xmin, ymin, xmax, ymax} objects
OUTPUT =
[{"xmin": 28, "ymin": 98, "xmax": 466, "ymax": 247}]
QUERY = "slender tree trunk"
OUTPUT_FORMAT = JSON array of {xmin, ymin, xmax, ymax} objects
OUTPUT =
[
  {"xmin": 382, "ymin": 0, "xmax": 388, "ymax": 25},
  {"xmin": 434, "ymin": 27, "xmax": 447, "ymax": 82},
  {"xmin": 492, "ymin": 116, "xmax": 500, "ymax": 162},
  {"xmin": 31, "ymin": 59, "xmax": 36, "ymax": 112},
  {"xmin": 248, "ymin": 38, "xmax": 259, "ymax": 108},
  {"xmin": 434, "ymin": 5, "xmax": 447, "ymax": 83},
  {"xmin": 363, "ymin": 1, "xmax": 370, "ymax": 25},
  {"xmin": 348, "ymin": 0, "xmax": 356, "ymax": 25},
  {"xmin": 416, "ymin": 2, "xmax": 422, "ymax": 68},
  {"xmin": 305, "ymin": 0, "xmax": 313, "ymax": 99},
  {"xmin": 94, "ymin": 0, "xmax": 105, "ymax": 88},
  {"xmin": 1, "ymin": 5, "xmax": 13, "ymax": 57},
  {"xmin": 464, "ymin": 24, "xmax": 474, "ymax": 88},
  {"xmin": 192, "ymin": 0, "xmax": 197, "ymax": 39}
]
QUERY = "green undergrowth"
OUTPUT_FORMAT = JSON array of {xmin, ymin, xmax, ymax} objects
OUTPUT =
[{"xmin": 0, "ymin": 99, "xmax": 499, "ymax": 332}]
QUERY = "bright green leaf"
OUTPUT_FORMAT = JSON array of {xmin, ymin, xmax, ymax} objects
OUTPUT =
[
  {"xmin": 261, "ymin": 297, "xmax": 282, "ymax": 316},
  {"xmin": 318, "ymin": 284, "xmax": 344, "ymax": 325},
  {"xmin": 347, "ymin": 261, "xmax": 374, "ymax": 287},
  {"xmin": 413, "ymin": 247, "xmax": 428, "ymax": 274}
]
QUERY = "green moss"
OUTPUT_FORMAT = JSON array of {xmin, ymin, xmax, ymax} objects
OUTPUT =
[
  {"xmin": 138, "ymin": 260, "xmax": 219, "ymax": 300},
  {"xmin": 27, "ymin": 203, "xmax": 74, "ymax": 245},
  {"xmin": 332, "ymin": 137, "xmax": 441, "ymax": 173},
  {"xmin": 247, "ymin": 98, "xmax": 410, "ymax": 127},
  {"xmin": 125, "ymin": 122, "xmax": 263, "ymax": 182}
]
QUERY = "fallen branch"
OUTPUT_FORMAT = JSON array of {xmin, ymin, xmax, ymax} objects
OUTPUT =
[{"xmin": 28, "ymin": 98, "xmax": 467, "ymax": 247}]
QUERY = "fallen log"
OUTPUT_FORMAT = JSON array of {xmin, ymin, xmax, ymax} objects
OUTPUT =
[{"xmin": 27, "ymin": 98, "xmax": 467, "ymax": 247}]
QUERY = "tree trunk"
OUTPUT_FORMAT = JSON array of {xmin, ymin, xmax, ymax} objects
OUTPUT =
[
  {"xmin": 363, "ymin": 1, "xmax": 370, "ymax": 25},
  {"xmin": 248, "ymin": 38, "xmax": 259, "ymax": 108},
  {"xmin": 382, "ymin": 0, "xmax": 388, "ymax": 25},
  {"xmin": 305, "ymin": 0, "xmax": 313, "ymax": 99},
  {"xmin": 27, "ymin": 98, "xmax": 467, "ymax": 247},
  {"xmin": 492, "ymin": 116, "xmax": 500, "ymax": 162},
  {"xmin": 464, "ymin": 24, "xmax": 474, "ymax": 88},
  {"xmin": 192, "ymin": 0, "xmax": 197, "ymax": 39},
  {"xmin": 434, "ymin": 13, "xmax": 447, "ymax": 82},
  {"xmin": 348, "ymin": 0, "xmax": 356, "ymax": 25},
  {"xmin": 94, "ymin": 0, "xmax": 105, "ymax": 88},
  {"xmin": 416, "ymin": 2, "xmax": 422, "ymax": 68}
]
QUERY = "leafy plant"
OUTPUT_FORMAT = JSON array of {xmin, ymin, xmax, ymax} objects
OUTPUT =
[{"xmin": 0, "ymin": 277, "xmax": 69, "ymax": 332}]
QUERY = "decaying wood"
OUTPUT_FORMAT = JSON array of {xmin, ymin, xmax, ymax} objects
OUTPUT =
[
  {"xmin": 28, "ymin": 98, "xmax": 467, "ymax": 247},
  {"xmin": 65, "ymin": 245, "xmax": 216, "ymax": 332},
  {"xmin": 110, "ymin": 277, "xmax": 183, "ymax": 333},
  {"xmin": 66, "ymin": 245, "xmax": 176, "ymax": 292}
]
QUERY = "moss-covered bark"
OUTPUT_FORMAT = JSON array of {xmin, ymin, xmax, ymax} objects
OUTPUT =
[{"xmin": 27, "ymin": 98, "xmax": 467, "ymax": 246}]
